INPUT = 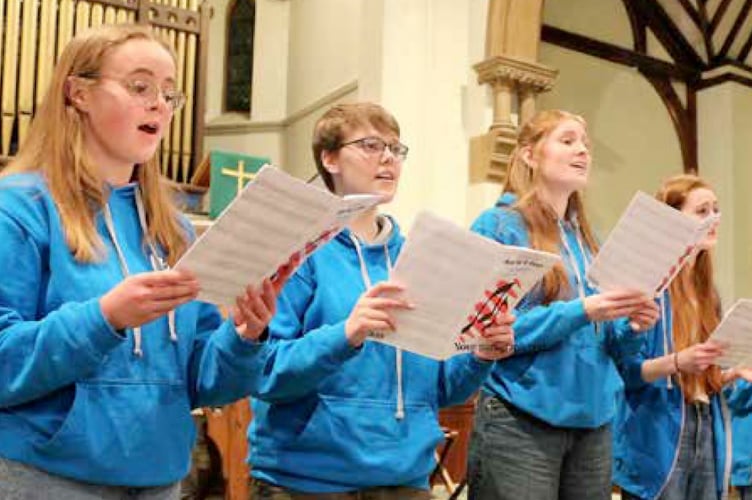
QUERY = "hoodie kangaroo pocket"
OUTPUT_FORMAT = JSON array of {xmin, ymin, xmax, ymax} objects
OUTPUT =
[
  {"xmin": 33, "ymin": 382, "xmax": 195, "ymax": 486},
  {"xmin": 294, "ymin": 396, "xmax": 440, "ymax": 452}
]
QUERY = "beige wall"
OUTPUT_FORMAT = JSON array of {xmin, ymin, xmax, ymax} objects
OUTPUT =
[
  {"xmin": 204, "ymin": 0, "xmax": 360, "ymax": 179},
  {"xmin": 536, "ymin": 44, "xmax": 683, "ymax": 236},
  {"xmin": 543, "ymin": 0, "xmax": 633, "ymax": 49},
  {"xmin": 287, "ymin": 0, "xmax": 361, "ymax": 115},
  {"xmin": 698, "ymin": 83, "xmax": 752, "ymax": 304}
]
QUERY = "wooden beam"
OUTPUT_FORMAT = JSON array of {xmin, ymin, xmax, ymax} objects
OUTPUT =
[
  {"xmin": 738, "ymin": 28, "xmax": 752, "ymax": 63},
  {"xmin": 643, "ymin": 76, "xmax": 698, "ymax": 172},
  {"xmin": 697, "ymin": 0, "xmax": 716, "ymax": 60},
  {"xmin": 634, "ymin": 0, "xmax": 706, "ymax": 68},
  {"xmin": 710, "ymin": 0, "xmax": 733, "ymax": 33},
  {"xmin": 621, "ymin": 0, "xmax": 647, "ymax": 52},
  {"xmin": 541, "ymin": 25, "xmax": 697, "ymax": 81},
  {"xmin": 697, "ymin": 71, "xmax": 752, "ymax": 89},
  {"xmin": 717, "ymin": 0, "xmax": 752, "ymax": 60},
  {"xmin": 678, "ymin": 0, "xmax": 703, "ymax": 29}
]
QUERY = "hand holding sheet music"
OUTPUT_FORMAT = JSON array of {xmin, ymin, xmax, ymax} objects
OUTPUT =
[
  {"xmin": 176, "ymin": 165, "xmax": 382, "ymax": 305},
  {"xmin": 586, "ymin": 191, "xmax": 719, "ymax": 296},
  {"xmin": 369, "ymin": 211, "xmax": 560, "ymax": 360},
  {"xmin": 710, "ymin": 299, "xmax": 752, "ymax": 368}
]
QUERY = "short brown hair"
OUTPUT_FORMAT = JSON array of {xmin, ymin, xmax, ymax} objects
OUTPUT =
[{"xmin": 312, "ymin": 102, "xmax": 400, "ymax": 192}]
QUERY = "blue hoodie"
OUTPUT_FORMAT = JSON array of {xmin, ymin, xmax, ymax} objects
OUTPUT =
[
  {"xmin": 728, "ymin": 381, "xmax": 752, "ymax": 488},
  {"xmin": 0, "ymin": 173, "xmax": 270, "ymax": 487},
  {"xmin": 612, "ymin": 294, "xmax": 731, "ymax": 499},
  {"xmin": 248, "ymin": 216, "xmax": 493, "ymax": 493},
  {"xmin": 470, "ymin": 194, "xmax": 642, "ymax": 428}
]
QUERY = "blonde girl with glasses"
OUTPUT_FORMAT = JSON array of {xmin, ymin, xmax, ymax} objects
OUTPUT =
[{"xmin": 0, "ymin": 24, "xmax": 291, "ymax": 499}]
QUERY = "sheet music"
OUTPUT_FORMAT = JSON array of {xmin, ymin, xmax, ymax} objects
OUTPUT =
[
  {"xmin": 176, "ymin": 165, "xmax": 381, "ymax": 305},
  {"xmin": 370, "ymin": 211, "xmax": 560, "ymax": 360},
  {"xmin": 586, "ymin": 191, "xmax": 719, "ymax": 296},
  {"xmin": 711, "ymin": 299, "xmax": 752, "ymax": 368}
]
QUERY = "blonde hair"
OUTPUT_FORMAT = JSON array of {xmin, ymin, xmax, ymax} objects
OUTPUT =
[
  {"xmin": 2, "ymin": 24, "xmax": 188, "ymax": 265},
  {"xmin": 657, "ymin": 174, "xmax": 722, "ymax": 399},
  {"xmin": 503, "ymin": 109, "xmax": 598, "ymax": 303}
]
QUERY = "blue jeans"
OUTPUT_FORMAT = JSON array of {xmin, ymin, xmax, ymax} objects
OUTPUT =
[
  {"xmin": 0, "ymin": 456, "xmax": 180, "ymax": 500},
  {"xmin": 249, "ymin": 479, "xmax": 432, "ymax": 499},
  {"xmin": 622, "ymin": 402, "xmax": 717, "ymax": 500},
  {"xmin": 467, "ymin": 392, "xmax": 612, "ymax": 500}
]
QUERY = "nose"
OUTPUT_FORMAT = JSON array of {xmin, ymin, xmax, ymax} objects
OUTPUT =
[
  {"xmin": 380, "ymin": 146, "xmax": 397, "ymax": 163},
  {"xmin": 148, "ymin": 92, "xmax": 172, "ymax": 113}
]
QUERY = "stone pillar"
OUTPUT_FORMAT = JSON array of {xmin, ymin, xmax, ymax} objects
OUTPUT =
[{"xmin": 469, "ymin": 0, "xmax": 557, "ymax": 183}]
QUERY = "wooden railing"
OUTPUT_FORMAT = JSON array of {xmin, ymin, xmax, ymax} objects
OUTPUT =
[{"xmin": 0, "ymin": 0, "xmax": 209, "ymax": 182}]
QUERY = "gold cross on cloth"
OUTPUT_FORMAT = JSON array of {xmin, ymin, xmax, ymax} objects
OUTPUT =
[{"xmin": 221, "ymin": 160, "xmax": 255, "ymax": 195}]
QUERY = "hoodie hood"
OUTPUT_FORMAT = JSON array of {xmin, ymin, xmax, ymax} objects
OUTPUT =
[{"xmin": 495, "ymin": 192, "xmax": 518, "ymax": 208}]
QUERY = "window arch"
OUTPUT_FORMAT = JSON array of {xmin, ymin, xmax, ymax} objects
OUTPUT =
[{"xmin": 225, "ymin": 0, "xmax": 255, "ymax": 113}]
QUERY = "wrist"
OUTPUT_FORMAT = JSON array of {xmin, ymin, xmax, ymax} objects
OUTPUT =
[
  {"xmin": 673, "ymin": 351, "xmax": 681, "ymax": 374},
  {"xmin": 99, "ymin": 298, "xmax": 123, "ymax": 331}
]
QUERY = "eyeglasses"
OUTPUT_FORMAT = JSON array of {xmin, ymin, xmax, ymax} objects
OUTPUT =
[
  {"xmin": 339, "ymin": 136, "xmax": 409, "ymax": 161},
  {"xmin": 79, "ymin": 74, "xmax": 186, "ymax": 112}
]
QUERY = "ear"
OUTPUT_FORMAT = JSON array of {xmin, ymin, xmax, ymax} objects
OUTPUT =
[
  {"xmin": 65, "ymin": 76, "xmax": 91, "ymax": 112},
  {"xmin": 520, "ymin": 145, "xmax": 535, "ymax": 168},
  {"xmin": 321, "ymin": 149, "xmax": 341, "ymax": 175}
]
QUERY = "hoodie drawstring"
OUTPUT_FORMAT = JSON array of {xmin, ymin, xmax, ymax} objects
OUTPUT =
[
  {"xmin": 660, "ymin": 293, "xmax": 674, "ymax": 389},
  {"xmin": 102, "ymin": 187, "xmax": 178, "ymax": 357},
  {"xmin": 349, "ymin": 233, "xmax": 404, "ymax": 420},
  {"xmin": 134, "ymin": 190, "xmax": 178, "ymax": 343}
]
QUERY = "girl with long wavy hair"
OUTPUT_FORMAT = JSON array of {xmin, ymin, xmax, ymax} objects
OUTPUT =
[
  {"xmin": 467, "ymin": 109, "xmax": 659, "ymax": 500},
  {"xmin": 613, "ymin": 174, "xmax": 752, "ymax": 500},
  {"xmin": 0, "ymin": 24, "xmax": 290, "ymax": 498}
]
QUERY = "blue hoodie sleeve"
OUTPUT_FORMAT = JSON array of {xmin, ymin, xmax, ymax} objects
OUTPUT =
[
  {"xmin": 252, "ymin": 263, "xmax": 361, "ymax": 404},
  {"xmin": 168, "ymin": 216, "xmax": 272, "ymax": 408},
  {"xmin": 605, "ymin": 318, "xmax": 649, "ymax": 389},
  {"xmin": 511, "ymin": 300, "xmax": 590, "ymax": 354},
  {"xmin": 0, "ymin": 191, "xmax": 124, "ymax": 409},
  {"xmin": 186, "ymin": 303, "xmax": 273, "ymax": 409},
  {"xmin": 437, "ymin": 354, "xmax": 492, "ymax": 407},
  {"xmin": 726, "ymin": 380, "xmax": 752, "ymax": 412}
]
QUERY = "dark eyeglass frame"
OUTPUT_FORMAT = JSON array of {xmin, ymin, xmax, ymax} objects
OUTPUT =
[{"xmin": 338, "ymin": 136, "xmax": 409, "ymax": 160}]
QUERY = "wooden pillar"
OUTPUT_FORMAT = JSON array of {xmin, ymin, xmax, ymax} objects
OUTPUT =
[{"xmin": 469, "ymin": 0, "xmax": 557, "ymax": 183}]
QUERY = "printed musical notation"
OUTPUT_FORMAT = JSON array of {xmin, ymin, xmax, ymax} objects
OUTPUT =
[
  {"xmin": 711, "ymin": 300, "xmax": 752, "ymax": 368},
  {"xmin": 370, "ymin": 211, "xmax": 559, "ymax": 360},
  {"xmin": 587, "ymin": 191, "xmax": 719, "ymax": 296},
  {"xmin": 176, "ymin": 165, "xmax": 382, "ymax": 305}
]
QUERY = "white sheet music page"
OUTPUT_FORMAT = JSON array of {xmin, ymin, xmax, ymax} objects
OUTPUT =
[
  {"xmin": 712, "ymin": 299, "xmax": 752, "ymax": 368},
  {"xmin": 586, "ymin": 191, "xmax": 717, "ymax": 296},
  {"xmin": 176, "ymin": 165, "xmax": 381, "ymax": 305},
  {"xmin": 370, "ymin": 211, "xmax": 560, "ymax": 360}
]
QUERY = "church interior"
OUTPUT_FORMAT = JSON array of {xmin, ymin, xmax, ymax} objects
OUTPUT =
[{"xmin": 0, "ymin": 0, "xmax": 751, "ymax": 498}]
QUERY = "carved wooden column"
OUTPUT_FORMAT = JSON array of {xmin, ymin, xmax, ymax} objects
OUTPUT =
[{"xmin": 470, "ymin": 0, "xmax": 557, "ymax": 183}]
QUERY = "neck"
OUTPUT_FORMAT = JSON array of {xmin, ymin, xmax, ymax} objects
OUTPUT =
[
  {"xmin": 102, "ymin": 164, "xmax": 136, "ymax": 186},
  {"xmin": 348, "ymin": 208, "xmax": 380, "ymax": 243},
  {"xmin": 83, "ymin": 133, "xmax": 137, "ymax": 186},
  {"xmin": 537, "ymin": 184, "xmax": 572, "ymax": 219}
]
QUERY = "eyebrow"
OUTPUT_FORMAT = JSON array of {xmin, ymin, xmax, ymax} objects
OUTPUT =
[{"xmin": 125, "ymin": 68, "xmax": 176, "ymax": 85}]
